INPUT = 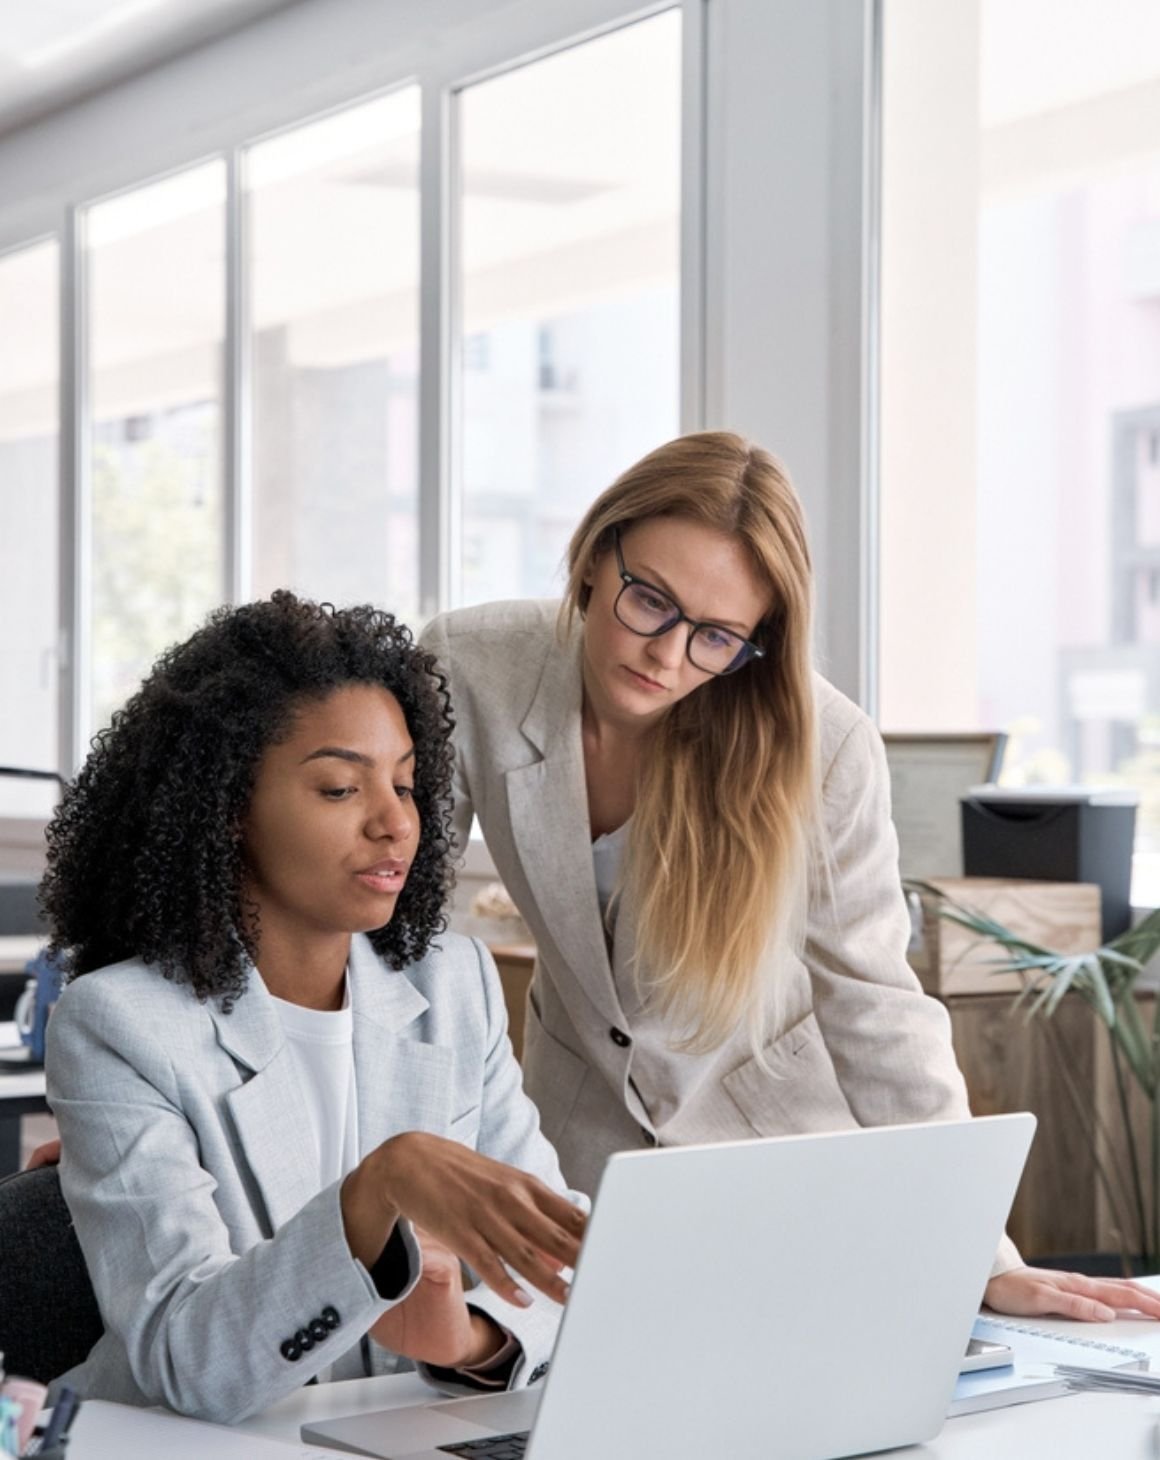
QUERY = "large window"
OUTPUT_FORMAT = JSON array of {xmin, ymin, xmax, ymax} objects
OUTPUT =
[
  {"xmin": 880, "ymin": 0, "xmax": 1160, "ymax": 897},
  {"xmin": 85, "ymin": 163, "xmax": 227, "ymax": 735},
  {"xmin": 0, "ymin": 238, "xmax": 59, "ymax": 816},
  {"xmin": 455, "ymin": 9, "xmax": 681, "ymax": 604},
  {"xmin": 247, "ymin": 88, "xmax": 421, "ymax": 617},
  {"xmin": 0, "ymin": 0, "xmax": 701, "ymax": 794}
]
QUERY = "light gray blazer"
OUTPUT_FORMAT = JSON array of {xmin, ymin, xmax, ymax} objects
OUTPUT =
[
  {"xmin": 46, "ymin": 931, "xmax": 572, "ymax": 1424},
  {"xmin": 421, "ymin": 601, "xmax": 1020, "ymax": 1273}
]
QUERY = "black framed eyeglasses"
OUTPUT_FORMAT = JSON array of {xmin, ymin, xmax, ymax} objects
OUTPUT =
[{"xmin": 611, "ymin": 528, "xmax": 765, "ymax": 676}]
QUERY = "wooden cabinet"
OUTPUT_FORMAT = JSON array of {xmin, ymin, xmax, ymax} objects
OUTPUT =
[{"xmin": 948, "ymin": 990, "xmax": 1152, "ymax": 1260}]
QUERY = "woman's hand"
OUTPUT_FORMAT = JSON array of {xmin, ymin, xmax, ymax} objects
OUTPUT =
[
  {"xmin": 342, "ymin": 1131, "xmax": 585, "ymax": 1310},
  {"xmin": 369, "ymin": 1230, "xmax": 507, "ymax": 1368},
  {"xmin": 26, "ymin": 1137, "xmax": 61, "ymax": 1170},
  {"xmin": 985, "ymin": 1266, "xmax": 1160, "ymax": 1322}
]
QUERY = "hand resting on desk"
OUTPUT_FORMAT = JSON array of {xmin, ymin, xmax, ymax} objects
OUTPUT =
[{"xmin": 984, "ymin": 1267, "xmax": 1160, "ymax": 1322}]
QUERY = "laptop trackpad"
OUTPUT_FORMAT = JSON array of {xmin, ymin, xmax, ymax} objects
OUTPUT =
[
  {"xmin": 430, "ymin": 1389, "xmax": 541, "ymax": 1431},
  {"xmin": 302, "ymin": 1388, "xmax": 541, "ymax": 1459}
]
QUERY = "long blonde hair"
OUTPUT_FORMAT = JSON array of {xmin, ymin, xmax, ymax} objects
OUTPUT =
[{"xmin": 563, "ymin": 431, "xmax": 818, "ymax": 1051}]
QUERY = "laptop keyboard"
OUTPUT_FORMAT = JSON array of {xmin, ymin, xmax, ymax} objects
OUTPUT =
[{"xmin": 437, "ymin": 1433, "xmax": 530, "ymax": 1458}]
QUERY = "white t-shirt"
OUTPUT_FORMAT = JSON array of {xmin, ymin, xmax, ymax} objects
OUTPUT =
[
  {"xmin": 271, "ymin": 975, "xmax": 360, "ymax": 1192},
  {"xmin": 272, "ymin": 971, "xmax": 519, "ymax": 1386},
  {"xmin": 592, "ymin": 820, "xmax": 630, "ymax": 925}
]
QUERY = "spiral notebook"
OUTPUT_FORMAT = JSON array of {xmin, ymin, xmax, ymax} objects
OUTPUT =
[{"xmin": 950, "ymin": 1314, "xmax": 1152, "ymax": 1416}]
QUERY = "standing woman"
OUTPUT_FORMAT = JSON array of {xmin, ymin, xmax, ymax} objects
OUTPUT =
[
  {"xmin": 39, "ymin": 593, "xmax": 583, "ymax": 1423},
  {"xmin": 422, "ymin": 430, "xmax": 1160, "ymax": 1323}
]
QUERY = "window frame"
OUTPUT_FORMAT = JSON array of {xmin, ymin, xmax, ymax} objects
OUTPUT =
[{"xmin": 41, "ymin": 0, "xmax": 704, "ymax": 775}]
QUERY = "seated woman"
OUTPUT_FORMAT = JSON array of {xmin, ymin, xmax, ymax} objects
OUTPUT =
[{"xmin": 39, "ymin": 591, "xmax": 585, "ymax": 1425}]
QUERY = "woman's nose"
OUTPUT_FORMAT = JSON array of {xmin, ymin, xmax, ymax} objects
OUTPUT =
[
  {"xmin": 646, "ymin": 622, "xmax": 689, "ymax": 670},
  {"xmin": 365, "ymin": 791, "xmax": 415, "ymax": 841}
]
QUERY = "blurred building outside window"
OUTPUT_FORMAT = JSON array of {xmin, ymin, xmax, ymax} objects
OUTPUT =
[
  {"xmin": 247, "ymin": 87, "xmax": 421, "ymax": 620},
  {"xmin": 85, "ymin": 162, "xmax": 226, "ymax": 735},
  {"xmin": 880, "ymin": 0, "xmax": 1160, "ymax": 902},
  {"xmin": 455, "ymin": 9, "xmax": 681, "ymax": 605}
]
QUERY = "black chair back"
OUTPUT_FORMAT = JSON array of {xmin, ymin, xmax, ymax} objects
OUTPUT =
[{"xmin": 0, "ymin": 1166, "xmax": 103, "ymax": 1383}]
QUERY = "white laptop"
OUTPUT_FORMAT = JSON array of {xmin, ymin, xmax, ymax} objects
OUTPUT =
[{"xmin": 303, "ymin": 1113, "xmax": 1035, "ymax": 1460}]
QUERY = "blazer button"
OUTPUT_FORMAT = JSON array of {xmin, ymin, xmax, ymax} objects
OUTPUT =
[
  {"xmin": 309, "ymin": 1318, "xmax": 329, "ymax": 1344},
  {"xmin": 528, "ymin": 1361, "xmax": 550, "ymax": 1385},
  {"xmin": 296, "ymin": 1326, "xmax": 315, "ymax": 1352},
  {"xmin": 280, "ymin": 1338, "xmax": 302, "ymax": 1362},
  {"xmin": 609, "ymin": 1027, "xmax": 631, "ymax": 1048},
  {"xmin": 321, "ymin": 1306, "xmax": 341, "ymax": 1329}
]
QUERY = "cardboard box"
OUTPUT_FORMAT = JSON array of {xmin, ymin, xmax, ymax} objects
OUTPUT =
[{"xmin": 907, "ymin": 876, "xmax": 1102, "ymax": 998}]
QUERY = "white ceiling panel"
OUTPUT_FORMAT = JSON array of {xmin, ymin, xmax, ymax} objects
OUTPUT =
[{"xmin": 0, "ymin": 0, "xmax": 303, "ymax": 137}]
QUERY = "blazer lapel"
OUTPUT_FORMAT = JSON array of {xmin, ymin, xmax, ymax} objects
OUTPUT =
[
  {"xmin": 505, "ymin": 629, "xmax": 626, "ymax": 1031},
  {"xmin": 347, "ymin": 934, "xmax": 455, "ymax": 1157},
  {"xmin": 212, "ymin": 973, "xmax": 319, "ymax": 1234}
]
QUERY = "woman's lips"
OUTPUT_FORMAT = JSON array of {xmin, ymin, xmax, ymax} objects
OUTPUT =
[
  {"xmin": 624, "ymin": 666, "xmax": 666, "ymax": 692},
  {"xmin": 355, "ymin": 861, "xmax": 408, "ymax": 893}
]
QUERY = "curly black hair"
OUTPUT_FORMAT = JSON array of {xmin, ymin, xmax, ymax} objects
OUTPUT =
[{"xmin": 40, "ymin": 591, "xmax": 457, "ymax": 1009}]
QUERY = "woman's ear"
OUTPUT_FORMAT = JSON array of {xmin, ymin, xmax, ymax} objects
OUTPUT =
[{"xmin": 581, "ymin": 538, "xmax": 610, "ymax": 589}]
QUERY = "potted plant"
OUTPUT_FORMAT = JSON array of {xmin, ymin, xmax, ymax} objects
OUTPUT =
[{"xmin": 907, "ymin": 879, "xmax": 1160, "ymax": 1273}]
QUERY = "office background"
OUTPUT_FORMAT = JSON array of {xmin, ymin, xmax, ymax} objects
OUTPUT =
[{"xmin": 0, "ymin": 0, "xmax": 1158, "ymax": 903}]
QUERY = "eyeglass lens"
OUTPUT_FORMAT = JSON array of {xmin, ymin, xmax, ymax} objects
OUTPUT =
[{"xmin": 617, "ymin": 582, "xmax": 747, "ymax": 673}]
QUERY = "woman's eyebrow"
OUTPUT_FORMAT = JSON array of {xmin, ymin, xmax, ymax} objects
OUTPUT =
[
  {"xmin": 633, "ymin": 561, "xmax": 751, "ymax": 633},
  {"xmin": 300, "ymin": 747, "xmax": 374, "ymax": 767},
  {"xmin": 299, "ymin": 746, "xmax": 417, "ymax": 768}
]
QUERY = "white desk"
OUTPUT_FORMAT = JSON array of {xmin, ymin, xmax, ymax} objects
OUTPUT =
[{"xmin": 60, "ymin": 1297, "xmax": 1160, "ymax": 1458}]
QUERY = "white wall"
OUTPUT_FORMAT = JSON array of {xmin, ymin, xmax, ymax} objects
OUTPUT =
[{"xmin": 705, "ymin": 0, "xmax": 875, "ymax": 697}]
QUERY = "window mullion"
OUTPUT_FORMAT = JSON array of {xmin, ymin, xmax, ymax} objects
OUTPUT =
[
  {"xmin": 58, "ymin": 204, "xmax": 88, "ymax": 775},
  {"xmin": 679, "ymin": 0, "xmax": 707, "ymax": 434},
  {"xmin": 224, "ymin": 148, "xmax": 252, "ymax": 607},
  {"xmin": 418, "ymin": 77, "xmax": 456, "ymax": 621}
]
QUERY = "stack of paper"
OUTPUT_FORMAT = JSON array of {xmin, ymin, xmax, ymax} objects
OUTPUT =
[{"xmin": 950, "ymin": 1315, "xmax": 1151, "ymax": 1416}]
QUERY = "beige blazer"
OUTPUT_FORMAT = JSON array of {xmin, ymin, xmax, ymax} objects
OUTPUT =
[{"xmin": 421, "ymin": 601, "xmax": 1020, "ymax": 1272}]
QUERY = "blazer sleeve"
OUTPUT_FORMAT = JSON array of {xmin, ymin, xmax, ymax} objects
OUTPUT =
[
  {"xmin": 419, "ymin": 613, "xmax": 476, "ymax": 857},
  {"xmin": 418, "ymin": 937, "xmax": 588, "ymax": 1395},
  {"xmin": 804, "ymin": 716, "xmax": 1023, "ymax": 1275},
  {"xmin": 46, "ymin": 978, "xmax": 421, "ymax": 1425}
]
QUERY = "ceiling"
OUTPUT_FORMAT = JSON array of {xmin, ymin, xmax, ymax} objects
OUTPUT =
[{"xmin": 0, "ymin": 0, "xmax": 303, "ymax": 138}]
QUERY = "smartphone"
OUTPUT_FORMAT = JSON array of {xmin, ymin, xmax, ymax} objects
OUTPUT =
[{"xmin": 960, "ymin": 1337, "xmax": 1015, "ymax": 1373}]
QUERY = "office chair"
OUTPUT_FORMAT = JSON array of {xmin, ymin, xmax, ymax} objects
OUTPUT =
[{"xmin": 0, "ymin": 1166, "xmax": 103, "ymax": 1383}]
